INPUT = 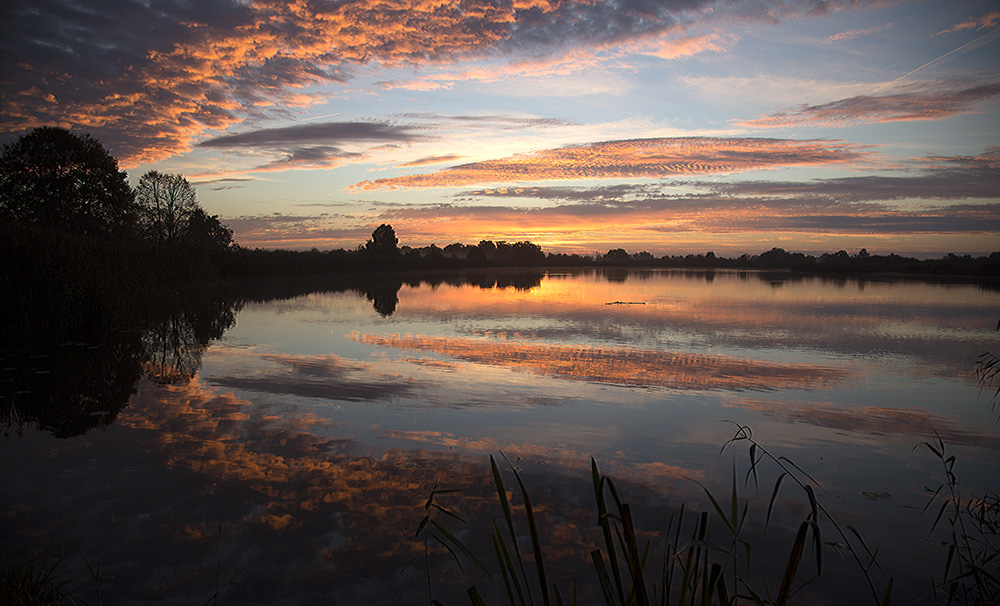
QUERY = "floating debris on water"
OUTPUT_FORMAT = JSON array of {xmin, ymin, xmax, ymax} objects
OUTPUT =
[
  {"xmin": 605, "ymin": 301, "xmax": 645, "ymax": 305},
  {"xmin": 862, "ymin": 490, "xmax": 893, "ymax": 501}
]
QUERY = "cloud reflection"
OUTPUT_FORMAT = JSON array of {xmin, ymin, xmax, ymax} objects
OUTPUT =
[
  {"xmin": 738, "ymin": 398, "xmax": 1000, "ymax": 448},
  {"xmin": 352, "ymin": 333, "xmax": 849, "ymax": 392},
  {"xmin": 207, "ymin": 352, "xmax": 419, "ymax": 402}
]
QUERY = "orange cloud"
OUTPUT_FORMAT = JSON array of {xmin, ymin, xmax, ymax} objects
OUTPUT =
[
  {"xmin": 630, "ymin": 33, "xmax": 730, "ymax": 59},
  {"xmin": 3, "ymin": 0, "xmax": 896, "ymax": 166},
  {"xmin": 937, "ymin": 11, "xmax": 1000, "ymax": 36},
  {"xmin": 350, "ymin": 137, "xmax": 871, "ymax": 190}
]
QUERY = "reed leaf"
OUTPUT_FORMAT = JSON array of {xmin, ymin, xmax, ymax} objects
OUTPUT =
[
  {"xmin": 777, "ymin": 521, "xmax": 808, "ymax": 606},
  {"xmin": 510, "ymin": 460, "xmax": 551, "ymax": 606},
  {"xmin": 593, "ymin": 459, "xmax": 626, "ymax": 605},
  {"xmin": 493, "ymin": 520, "xmax": 527, "ymax": 606},
  {"xmin": 492, "ymin": 455, "xmax": 534, "ymax": 606}
]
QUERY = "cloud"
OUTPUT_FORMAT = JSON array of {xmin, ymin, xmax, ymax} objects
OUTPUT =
[
  {"xmin": 223, "ymin": 214, "xmax": 372, "ymax": 249},
  {"xmin": 193, "ymin": 115, "xmax": 573, "ymax": 175},
  {"xmin": 191, "ymin": 177, "xmax": 258, "ymax": 191},
  {"xmin": 706, "ymin": 147, "xmax": 1000, "ymax": 201},
  {"xmin": 393, "ymin": 113, "xmax": 575, "ymax": 130},
  {"xmin": 247, "ymin": 147, "xmax": 367, "ymax": 172},
  {"xmin": 681, "ymin": 74, "xmax": 876, "ymax": 107},
  {"xmin": 197, "ymin": 121, "xmax": 426, "ymax": 149},
  {"xmin": 356, "ymin": 147, "xmax": 999, "ymax": 244},
  {"xmin": 374, "ymin": 196, "xmax": 999, "ymax": 239},
  {"xmin": 194, "ymin": 121, "xmax": 423, "ymax": 172},
  {"xmin": 349, "ymin": 137, "xmax": 872, "ymax": 190},
  {"xmin": 739, "ymin": 79, "xmax": 1000, "ymax": 127},
  {"xmin": 1, "ymin": 0, "xmax": 896, "ymax": 165},
  {"xmin": 937, "ymin": 11, "xmax": 1000, "ymax": 36},
  {"xmin": 397, "ymin": 154, "xmax": 466, "ymax": 168},
  {"xmin": 826, "ymin": 22, "xmax": 892, "ymax": 42},
  {"xmin": 217, "ymin": 148, "xmax": 997, "ymax": 250}
]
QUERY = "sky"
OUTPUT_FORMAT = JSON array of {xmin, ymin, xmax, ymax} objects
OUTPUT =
[{"xmin": 2, "ymin": 0, "xmax": 999, "ymax": 256}]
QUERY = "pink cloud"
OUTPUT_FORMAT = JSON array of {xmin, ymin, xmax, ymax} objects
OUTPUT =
[
  {"xmin": 826, "ymin": 22, "xmax": 892, "ymax": 42},
  {"xmin": 937, "ymin": 11, "xmax": 1000, "ymax": 36},
  {"xmin": 349, "ymin": 137, "xmax": 872, "ymax": 190}
]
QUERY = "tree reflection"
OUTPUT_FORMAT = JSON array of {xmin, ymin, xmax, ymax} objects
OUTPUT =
[
  {"xmin": 143, "ymin": 296, "xmax": 238, "ymax": 384},
  {"xmin": 143, "ymin": 314, "xmax": 208, "ymax": 384},
  {"xmin": 359, "ymin": 271, "xmax": 544, "ymax": 317},
  {"xmin": 5, "ymin": 270, "xmax": 545, "ymax": 435},
  {"xmin": 365, "ymin": 281, "xmax": 403, "ymax": 317},
  {"xmin": 1, "ymin": 336, "xmax": 146, "ymax": 438},
  {"xmin": 1, "ymin": 294, "xmax": 240, "ymax": 437}
]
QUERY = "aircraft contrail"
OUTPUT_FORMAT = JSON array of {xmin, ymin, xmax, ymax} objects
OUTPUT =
[{"xmin": 871, "ymin": 27, "xmax": 1000, "ymax": 94}]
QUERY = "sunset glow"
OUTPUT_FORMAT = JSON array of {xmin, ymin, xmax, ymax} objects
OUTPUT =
[{"xmin": 2, "ymin": 0, "xmax": 997, "ymax": 255}]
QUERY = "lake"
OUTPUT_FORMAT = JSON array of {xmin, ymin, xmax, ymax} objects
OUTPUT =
[{"xmin": 2, "ymin": 269, "xmax": 998, "ymax": 605}]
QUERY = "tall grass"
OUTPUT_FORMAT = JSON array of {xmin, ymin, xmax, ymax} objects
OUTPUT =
[
  {"xmin": 415, "ymin": 434, "xmax": 896, "ymax": 605},
  {"xmin": 918, "ymin": 434, "xmax": 1000, "ymax": 604}
]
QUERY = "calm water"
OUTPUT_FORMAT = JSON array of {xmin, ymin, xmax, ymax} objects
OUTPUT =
[{"xmin": 3, "ymin": 269, "xmax": 999, "ymax": 604}]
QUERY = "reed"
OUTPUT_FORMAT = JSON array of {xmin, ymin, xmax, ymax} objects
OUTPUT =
[
  {"xmin": 415, "ymin": 428, "xmax": 898, "ymax": 605},
  {"xmin": 0, "ymin": 547, "xmax": 104, "ymax": 606},
  {"xmin": 918, "ymin": 434, "xmax": 1000, "ymax": 604}
]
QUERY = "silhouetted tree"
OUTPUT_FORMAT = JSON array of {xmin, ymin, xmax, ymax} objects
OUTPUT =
[
  {"xmin": 478, "ymin": 240, "xmax": 497, "ymax": 259},
  {"xmin": 365, "ymin": 223, "xmax": 400, "ymax": 255},
  {"xmin": 0, "ymin": 127, "xmax": 136, "ymax": 237},
  {"xmin": 603, "ymin": 248, "xmax": 631, "ymax": 265},
  {"xmin": 497, "ymin": 241, "xmax": 545, "ymax": 265},
  {"xmin": 136, "ymin": 170, "xmax": 198, "ymax": 245},
  {"xmin": 186, "ymin": 207, "xmax": 234, "ymax": 250}
]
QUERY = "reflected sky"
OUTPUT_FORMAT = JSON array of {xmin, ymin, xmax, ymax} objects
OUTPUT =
[{"xmin": 3, "ymin": 270, "xmax": 999, "ymax": 604}]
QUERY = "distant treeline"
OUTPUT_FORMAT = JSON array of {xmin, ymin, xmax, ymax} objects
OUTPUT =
[
  {"xmin": 2, "ymin": 127, "xmax": 998, "ymax": 344},
  {"xmin": 283, "ymin": 236, "xmax": 1000, "ymax": 279}
]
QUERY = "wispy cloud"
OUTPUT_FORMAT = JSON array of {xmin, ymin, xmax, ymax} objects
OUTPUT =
[
  {"xmin": 704, "ymin": 147, "xmax": 1000, "ymax": 201},
  {"xmin": 393, "ymin": 113, "xmax": 574, "ymax": 130},
  {"xmin": 192, "ymin": 115, "xmax": 574, "ymax": 175},
  {"xmin": 739, "ymin": 79, "xmax": 1000, "ymax": 127},
  {"xmin": 937, "ymin": 11, "xmax": 1000, "ymax": 36},
  {"xmin": 826, "ymin": 22, "xmax": 892, "ymax": 42},
  {"xmin": 193, "ymin": 121, "xmax": 424, "ymax": 172},
  {"xmin": 197, "ymin": 122, "xmax": 426, "ymax": 149},
  {"xmin": 397, "ymin": 154, "xmax": 466, "ymax": 168},
  {"xmin": 349, "ymin": 137, "xmax": 872, "ymax": 190}
]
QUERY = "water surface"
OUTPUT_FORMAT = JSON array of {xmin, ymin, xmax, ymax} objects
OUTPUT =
[{"xmin": 3, "ymin": 269, "xmax": 998, "ymax": 604}]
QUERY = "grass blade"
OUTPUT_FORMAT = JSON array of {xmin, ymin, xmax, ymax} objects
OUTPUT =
[
  {"xmin": 510, "ymin": 461, "xmax": 552, "ymax": 606},
  {"xmin": 492, "ymin": 455, "xmax": 534, "ymax": 606},
  {"xmin": 777, "ymin": 521, "xmax": 808, "ymax": 606},
  {"xmin": 591, "ymin": 550, "xmax": 618, "ymax": 605},
  {"xmin": 593, "ymin": 459, "xmax": 626, "ymax": 605}
]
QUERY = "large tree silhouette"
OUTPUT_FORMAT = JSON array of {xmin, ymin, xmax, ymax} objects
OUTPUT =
[
  {"xmin": 0, "ymin": 127, "xmax": 135, "ymax": 237},
  {"xmin": 365, "ymin": 223, "xmax": 400, "ymax": 256},
  {"xmin": 186, "ymin": 207, "xmax": 234, "ymax": 251},
  {"xmin": 136, "ymin": 170, "xmax": 198, "ymax": 245}
]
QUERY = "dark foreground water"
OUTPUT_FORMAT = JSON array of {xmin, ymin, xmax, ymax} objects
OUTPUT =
[{"xmin": 3, "ymin": 269, "xmax": 998, "ymax": 604}]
